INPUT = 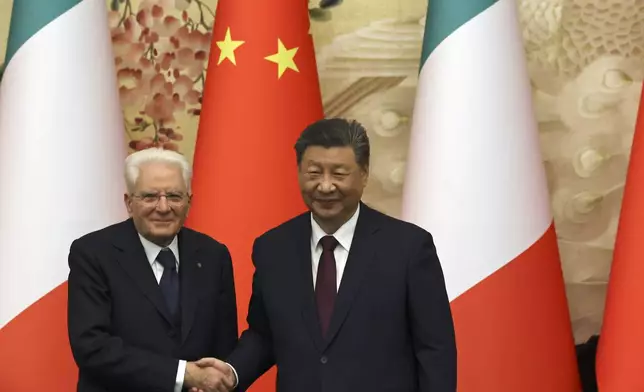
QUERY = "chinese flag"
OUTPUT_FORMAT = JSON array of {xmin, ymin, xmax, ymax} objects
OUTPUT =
[
  {"xmin": 596, "ymin": 86, "xmax": 644, "ymax": 390},
  {"xmin": 184, "ymin": 0, "xmax": 324, "ymax": 391}
]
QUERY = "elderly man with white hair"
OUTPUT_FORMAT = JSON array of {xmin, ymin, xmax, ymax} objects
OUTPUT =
[{"xmin": 67, "ymin": 148, "xmax": 238, "ymax": 392}]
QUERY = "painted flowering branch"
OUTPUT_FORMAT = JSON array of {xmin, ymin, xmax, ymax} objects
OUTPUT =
[{"xmin": 109, "ymin": 0, "xmax": 212, "ymax": 153}]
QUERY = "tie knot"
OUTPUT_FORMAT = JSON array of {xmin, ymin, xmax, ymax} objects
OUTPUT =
[
  {"xmin": 157, "ymin": 249, "xmax": 176, "ymax": 271},
  {"xmin": 320, "ymin": 235, "xmax": 338, "ymax": 252}
]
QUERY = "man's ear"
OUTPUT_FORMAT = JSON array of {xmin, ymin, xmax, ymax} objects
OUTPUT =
[
  {"xmin": 361, "ymin": 166, "xmax": 369, "ymax": 187},
  {"xmin": 124, "ymin": 193, "xmax": 133, "ymax": 217},
  {"xmin": 185, "ymin": 195, "xmax": 192, "ymax": 216}
]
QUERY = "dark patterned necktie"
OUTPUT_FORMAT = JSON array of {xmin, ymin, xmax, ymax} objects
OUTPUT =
[
  {"xmin": 157, "ymin": 248, "xmax": 179, "ymax": 316},
  {"xmin": 316, "ymin": 235, "xmax": 339, "ymax": 337}
]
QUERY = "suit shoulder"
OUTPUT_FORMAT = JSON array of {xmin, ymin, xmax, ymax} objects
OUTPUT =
[
  {"xmin": 71, "ymin": 219, "xmax": 129, "ymax": 247},
  {"xmin": 181, "ymin": 226, "xmax": 220, "ymax": 244},
  {"xmin": 180, "ymin": 226, "xmax": 229, "ymax": 252},
  {"xmin": 367, "ymin": 205, "xmax": 432, "ymax": 240},
  {"xmin": 254, "ymin": 211, "xmax": 309, "ymax": 243}
]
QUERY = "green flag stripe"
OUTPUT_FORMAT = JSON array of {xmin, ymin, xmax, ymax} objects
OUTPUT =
[
  {"xmin": 5, "ymin": 0, "xmax": 81, "ymax": 65},
  {"xmin": 420, "ymin": 0, "xmax": 497, "ymax": 68}
]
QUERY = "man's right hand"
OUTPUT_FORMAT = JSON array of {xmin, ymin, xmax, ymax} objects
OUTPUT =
[{"xmin": 184, "ymin": 360, "xmax": 235, "ymax": 392}]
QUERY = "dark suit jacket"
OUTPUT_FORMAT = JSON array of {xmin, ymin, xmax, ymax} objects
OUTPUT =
[
  {"xmin": 227, "ymin": 203, "xmax": 457, "ymax": 392},
  {"xmin": 67, "ymin": 219, "xmax": 239, "ymax": 392}
]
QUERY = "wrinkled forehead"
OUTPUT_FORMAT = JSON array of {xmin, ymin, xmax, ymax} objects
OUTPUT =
[
  {"xmin": 301, "ymin": 146, "xmax": 358, "ymax": 167},
  {"xmin": 135, "ymin": 162, "xmax": 186, "ymax": 191}
]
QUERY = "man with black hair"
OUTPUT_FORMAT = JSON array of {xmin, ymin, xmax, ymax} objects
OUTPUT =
[{"xmin": 197, "ymin": 118, "xmax": 457, "ymax": 392}]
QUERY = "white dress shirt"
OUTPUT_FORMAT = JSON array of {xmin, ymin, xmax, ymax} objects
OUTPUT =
[
  {"xmin": 138, "ymin": 234, "xmax": 185, "ymax": 392},
  {"xmin": 310, "ymin": 204, "xmax": 360, "ymax": 290}
]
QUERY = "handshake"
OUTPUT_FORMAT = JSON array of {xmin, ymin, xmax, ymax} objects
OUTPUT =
[{"xmin": 184, "ymin": 357, "xmax": 237, "ymax": 392}]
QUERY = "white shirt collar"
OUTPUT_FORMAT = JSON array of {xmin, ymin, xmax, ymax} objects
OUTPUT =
[
  {"xmin": 310, "ymin": 204, "xmax": 360, "ymax": 251},
  {"xmin": 138, "ymin": 234, "xmax": 180, "ymax": 267}
]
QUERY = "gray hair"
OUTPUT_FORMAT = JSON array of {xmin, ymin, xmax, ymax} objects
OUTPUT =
[{"xmin": 124, "ymin": 148, "xmax": 192, "ymax": 193}]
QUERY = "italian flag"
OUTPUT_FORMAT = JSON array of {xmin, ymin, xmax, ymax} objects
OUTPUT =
[
  {"xmin": 401, "ymin": 0, "xmax": 581, "ymax": 390},
  {"xmin": 0, "ymin": 0, "xmax": 126, "ymax": 389}
]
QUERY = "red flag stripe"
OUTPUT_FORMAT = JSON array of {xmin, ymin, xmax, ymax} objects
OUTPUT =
[
  {"xmin": 0, "ymin": 283, "xmax": 78, "ymax": 390},
  {"xmin": 451, "ymin": 223, "xmax": 580, "ymax": 390},
  {"xmin": 596, "ymin": 85, "xmax": 644, "ymax": 390}
]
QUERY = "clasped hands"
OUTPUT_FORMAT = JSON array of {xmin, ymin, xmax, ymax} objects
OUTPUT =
[{"xmin": 185, "ymin": 357, "xmax": 236, "ymax": 392}]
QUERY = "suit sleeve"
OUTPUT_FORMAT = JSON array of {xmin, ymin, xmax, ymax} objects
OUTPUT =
[
  {"xmin": 408, "ymin": 232, "xmax": 457, "ymax": 392},
  {"xmin": 212, "ymin": 245, "xmax": 239, "ymax": 359},
  {"xmin": 226, "ymin": 238, "xmax": 275, "ymax": 390},
  {"xmin": 67, "ymin": 239, "xmax": 178, "ymax": 392}
]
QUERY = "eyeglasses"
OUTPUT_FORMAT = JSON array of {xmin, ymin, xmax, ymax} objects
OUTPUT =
[{"xmin": 131, "ymin": 192, "xmax": 191, "ymax": 207}]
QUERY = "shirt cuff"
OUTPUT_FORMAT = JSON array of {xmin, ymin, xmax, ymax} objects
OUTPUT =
[
  {"xmin": 175, "ymin": 360, "xmax": 187, "ymax": 392},
  {"xmin": 225, "ymin": 362, "xmax": 239, "ymax": 389}
]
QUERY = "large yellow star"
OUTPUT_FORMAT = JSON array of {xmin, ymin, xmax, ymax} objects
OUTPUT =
[
  {"xmin": 264, "ymin": 39, "xmax": 299, "ymax": 78},
  {"xmin": 216, "ymin": 27, "xmax": 244, "ymax": 65}
]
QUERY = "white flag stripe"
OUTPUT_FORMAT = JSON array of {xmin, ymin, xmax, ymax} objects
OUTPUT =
[
  {"xmin": 0, "ymin": 0, "xmax": 127, "ymax": 328},
  {"xmin": 402, "ymin": 0, "xmax": 551, "ymax": 301}
]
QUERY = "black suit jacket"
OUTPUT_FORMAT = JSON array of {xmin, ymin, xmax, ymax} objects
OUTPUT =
[
  {"xmin": 67, "ymin": 219, "xmax": 239, "ymax": 392},
  {"xmin": 227, "ymin": 203, "xmax": 457, "ymax": 392}
]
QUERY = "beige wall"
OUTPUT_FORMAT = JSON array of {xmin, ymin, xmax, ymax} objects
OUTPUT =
[{"xmin": 0, "ymin": 0, "xmax": 12, "ymax": 64}]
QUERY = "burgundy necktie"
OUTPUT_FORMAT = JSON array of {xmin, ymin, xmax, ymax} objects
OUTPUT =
[{"xmin": 316, "ymin": 235, "xmax": 338, "ymax": 337}]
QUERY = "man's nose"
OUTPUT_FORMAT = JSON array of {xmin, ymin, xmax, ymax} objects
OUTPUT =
[
  {"xmin": 318, "ymin": 176, "xmax": 336, "ymax": 193},
  {"xmin": 155, "ymin": 196, "xmax": 171, "ymax": 212}
]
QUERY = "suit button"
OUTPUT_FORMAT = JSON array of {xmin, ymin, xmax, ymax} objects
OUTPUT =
[{"xmin": 320, "ymin": 356, "xmax": 328, "ymax": 364}]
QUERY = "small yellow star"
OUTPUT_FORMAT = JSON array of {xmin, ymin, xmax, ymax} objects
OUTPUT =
[
  {"xmin": 264, "ymin": 39, "xmax": 299, "ymax": 78},
  {"xmin": 216, "ymin": 27, "xmax": 244, "ymax": 65}
]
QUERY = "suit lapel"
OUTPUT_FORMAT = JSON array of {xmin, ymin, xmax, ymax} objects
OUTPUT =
[
  {"xmin": 323, "ymin": 203, "xmax": 379, "ymax": 349},
  {"xmin": 294, "ymin": 215, "xmax": 327, "ymax": 352},
  {"xmin": 178, "ymin": 228, "xmax": 203, "ymax": 343},
  {"xmin": 113, "ymin": 219, "xmax": 174, "ymax": 326}
]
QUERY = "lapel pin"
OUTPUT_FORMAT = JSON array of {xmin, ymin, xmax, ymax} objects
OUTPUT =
[{"xmin": 196, "ymin": 262, "xmax": 202, "ymax": 268}]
